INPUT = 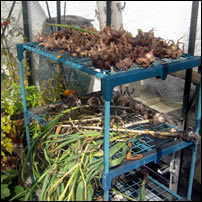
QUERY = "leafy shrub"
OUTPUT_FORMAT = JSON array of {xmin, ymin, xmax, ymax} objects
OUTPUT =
[{"xmin": 1, "ymin": 169, "xmax": 24, "ymax": 200}]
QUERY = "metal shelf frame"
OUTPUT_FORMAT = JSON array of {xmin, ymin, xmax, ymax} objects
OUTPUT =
[
  {"xmin": 16, "ymin": 42, "xmax": 201, "ymax": 201},
  {"xmin": 104, "ymin": 139, "xmax": 194, "ymax": 189},
  {"xmin": 110, "ymin": 170, "xmax": 184, "ymax": 201},
  {"xmin": 95, "ymin": 166, "xmax": 184, "ymax": 201}
]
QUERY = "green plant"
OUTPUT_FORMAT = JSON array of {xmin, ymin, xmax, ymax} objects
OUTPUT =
[
  {"xmin": 10, "ymin": 106, "xmax": 139, "ymax": 201},
  {"xmin": 26, "ymin": 85, "xmax": 44, "ymax": 108},
  {"xmin": 1, "ymin": 79, "xmax": 20, "ymax": 156},
  {"xmin": 1, "ymin": 169, "xmax": 24, "ymax": 200},
  {"xmin": 1, "ymin": 17, "xmax": 30, "ymax": 157},
  {"xmin": 1, "ymin": 76, "xmax": 43, "ymax": 156},
  {"xmin": 40, "ymin": 77, "xmax": 62, "ymax": 104}
]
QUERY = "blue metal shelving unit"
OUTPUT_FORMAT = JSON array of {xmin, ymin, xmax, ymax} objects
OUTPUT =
[
  {"xmin": 109, "ymin": 169, "xmax": 184, "ymax": 201},
  {"xmin": 17, "ymin": 42, "xmax": 201, "ymax": 201}
]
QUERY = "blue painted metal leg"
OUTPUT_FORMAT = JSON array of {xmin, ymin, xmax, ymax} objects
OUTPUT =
[
  {"xmin": 187, "ymin": 80, "xmax": 201, "ymax": 200},
  {"xmin": 104, "ymin": 101, "xmax": 111, "ymax": 201},
  {"xmin": 104, "ymin": 188, "xmax": 109, "ymax": 202},
  {"xmin": 18, "ymin": 59, "xmax": 34, "ymax": 183},
  {"xmin": 195, "ymin": 81, "xmax": 201, "ymax": 134}
]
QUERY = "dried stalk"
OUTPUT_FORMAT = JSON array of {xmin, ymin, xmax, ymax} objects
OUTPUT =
[
  {"xmin": 126, "ymin": 138, "xmax": 143, "ymax": 160},
  {"xmin": 69, "ymin": 114, "xmax": 89, "ymax": 139},
  {"xmin": 62, "ymin": 117, "xmax": 103, "ymax": 124},
  {"xmin": 49, "ymin": 124, "xmax": 63, "ymax": 156},
  {"xmin": 46, "ymin": 24, "xmax": 97, "ymax": 34},
  {"xmin": 59, "ymin": 125, "xmax": 178, "ymax": 137},
  {"xmin": 95, "ymin": 105, "xmax": 131, "ymax": 110},
  {"xmin": 123, "ymin": 119, "xmax": 150, "ymax": 128}
]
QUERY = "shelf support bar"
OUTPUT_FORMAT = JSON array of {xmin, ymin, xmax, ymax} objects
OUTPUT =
[
  {"xmin": 187, "ymin": 80, "xmax": 201, "ymax": 200},
  {"xmin": 17, "ymin": 44, "xmax": 34, "ymax": 184},
  {"xmin": 182, "ymin": 1, "xmax": 199, "ymax": 130},
  {"xmin": 103, "ymin": 100, "xmax": 111, "ymax": 201}
]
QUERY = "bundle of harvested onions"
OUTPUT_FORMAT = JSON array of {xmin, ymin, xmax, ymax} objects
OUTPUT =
[{"xmin": 37, "ymin": 24, "xmax": 184, "ymax": 70}]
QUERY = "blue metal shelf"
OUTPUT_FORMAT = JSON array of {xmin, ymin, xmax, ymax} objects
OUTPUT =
[
  {"xmin": 95, "ymin": 167, "xmax": 184, "ymax": 201},
  {"xmin": 103, "ymin": 123, "xmax": 194, "ymax": 191},
  {"xmin": 26, "ymin": 101, "xmax": 65, "ymax": 126},
  {"xmin": 110, "ymin": 171, "xmax": 184, "ymax": 201},
  {"xmin": 19, "ymin": 42, "xmax": 200, "ymax": 80},
  {"xmin": 16, "ymin": 42, "xmax": 201, "ymax": 201},
  {"xmin": 18, "ymin": 42, "xmax": 201, "ymax": 101}
]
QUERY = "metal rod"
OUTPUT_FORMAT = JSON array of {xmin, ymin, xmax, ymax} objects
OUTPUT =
[
  {"xmin": 18, "ymin": 59, "xmax": 34, "ymax": 183},
  {"xmin": 63, "ymin": 1, "xmax": 66, "ymax": 24},
  {"xmin": 106, "ymin": 1, "xmax": 112, "ymax": 26},
  {"xmin": 195, "ymin": 80, "xmax": 201, "ymax": 134},
  {"xmin": 187, "ymin": 80, "xmax": 201, "ymax": 200},
  {"xmin": 186, "ymin": 83, "xmax": 200, "ymax": 115},
  {"xmin": 182, "ymin": 68, "xmax": 193, "ymax": 129},
  {"xmin": 187, "ymin": 144, "xmax": 198, "ymax": 200},
  {"xmin": 182, "ymin": 1, "xmax": 199, "ymax": 130},
  {"xmin": 2, "ymin": 1, "xmax": 16, "ymax": 37},
  {"xmin": 45, "ymin": 1, "xmax": 54, "ymax": 33},
  {"xmin": 104, "ymin": 101, "xmax": 110, "ymax": 201},
  {"xmin": 104, "ymin": 188, "xmax": 109, "ymax": 201},
  {"xmin": 188, "ymin": 1, "xmax": 199, "ymax": 55},
  {"xmin": 22, "ymin": 1, "xmax": 33, "ymax": 85},
  {"xmin": 57, "ymin": 1, "xmax": 61, "ymax": 31},
  {"xmin": 22, "ymin": 1, "xmax": 30, "ymax": 44},
  {"xmin": 104, "ymin": 101, "xmax": 110, "ymax": 173},
  {"xmin": 18, "ymin": 60, "xmax": 27, "ymax": 114},
  {"xmin": 179, "ymin": 2, "xmax": 199, "ymax": 196}
]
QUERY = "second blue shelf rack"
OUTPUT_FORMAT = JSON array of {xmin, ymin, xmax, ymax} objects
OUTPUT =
[{"xmin": 109, "ymin": 170, "xmax": 184, "ymax": 201}]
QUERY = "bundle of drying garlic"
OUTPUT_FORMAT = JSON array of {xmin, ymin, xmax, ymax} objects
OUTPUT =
[{"xmin": 37, "ymin": 25, "xmax": 184, "ymax": 70}]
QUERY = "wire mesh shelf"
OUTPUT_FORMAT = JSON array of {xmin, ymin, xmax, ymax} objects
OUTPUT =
[
  {"xmin": 109, "ymin": 169, "xmax": 183, "ymax": 201},
  {"xmin": 27, "ymin": 95, "xmax": 191, "ymax": 159},
  {"xmin": 94, "ymin": 167, "xmax": 183, "ymax": 201},
  {"xmin": 21, "ymin": 42, "xmax": 200, "ymax": 80},
  {"xmin": 112, "ymin": 123, "xmax": 176, "ymax": 160}
]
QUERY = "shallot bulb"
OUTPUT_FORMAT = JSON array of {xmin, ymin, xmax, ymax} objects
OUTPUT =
[
  {"xmin": 36, "ymin": 26, "xmax": 186, "ymax": 70},
  {"xmin": 37, "ymin": 33, "xmax": 43, "ymax": 43},
  {"xmin": 145, "ymin": 50, "xmax": 155, "ymax": 62},
  {"xmin": 152, "ymin": 113, "xmax": 165, "ymax": 124}
]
